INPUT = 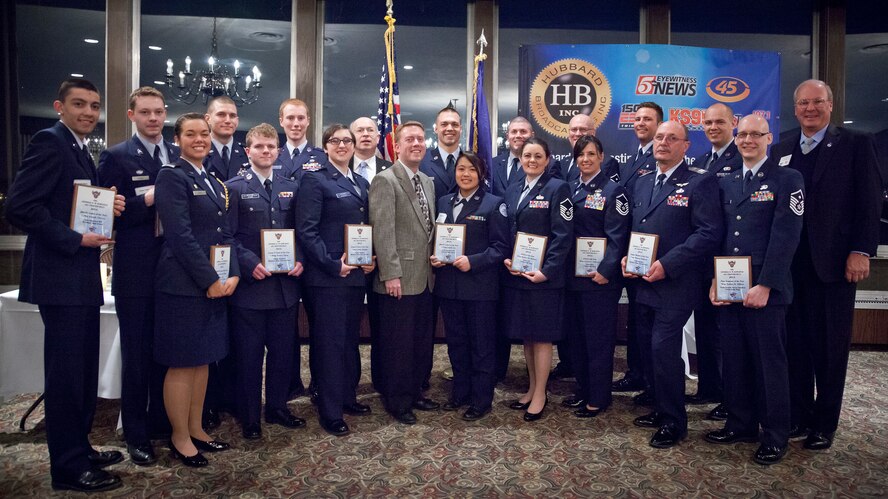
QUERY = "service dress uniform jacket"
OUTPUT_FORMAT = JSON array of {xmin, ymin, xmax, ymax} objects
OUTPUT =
[
  {"xmin": 616, "ymin": 145, "xmax": 656, "ymax": 191},
  {"xmin": 560, "ymin": 155, "xmax": 621, "ymax": 186},
  {"xmin": 280, "ymin": 144, "xmax": 327, "ymax": 183},
  {"xmin": 420, "ymin": 149, "xmax": 459, "ymax": 198},
  {"xmin": 694, "ymin": 142, "xmax": 742, "ymax": 178},
  {"xmin": 154, "ymin": 158, "xmax": 240, "ymax": 367},
  {"xmin": 491, "ymin": 152, "xmax": 563, "ymax": 197},
  {"xmin": 205, "ymin": 141, "xmax": 248, "ymax": 181}
]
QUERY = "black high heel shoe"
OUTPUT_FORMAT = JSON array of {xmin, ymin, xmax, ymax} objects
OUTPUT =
[
  {"xmin": 168, "ymin": 440, "xmax": 208, "ymax": 467},
  {"xmin": 523, "ymin": 396, "xmax": 548, "ymax": 422},
  {"xmin": 508, "ymin": 399, "xmax": 531, "ymax": 411},
  {"xmin": 191, "ymin": 437, "xmax": 230, "ymax": 452}
]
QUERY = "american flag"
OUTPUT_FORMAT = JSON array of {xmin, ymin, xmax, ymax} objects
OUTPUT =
[{"xmin": 376, "ymin": 13, "xmax": 400, "ymax": 162}]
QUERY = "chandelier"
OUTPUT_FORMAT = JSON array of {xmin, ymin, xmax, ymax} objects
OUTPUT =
[{"xmin": 163, "ymin": 18, "xmax": 262, "ymax": 106}]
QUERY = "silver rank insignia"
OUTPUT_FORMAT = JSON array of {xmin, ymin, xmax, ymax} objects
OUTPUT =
[
  {"xmin": 246, "ymin": 173, "xmax": 253, "ymax": 180},
  {"xmin": 615, "ymin": 193, "xmax": 629, "ymax": 216},
  {"xmin": 789, "ymin": 189, "xmax": 804, "ymax": 216},
  {"xmin": 559, "ymin": 198, "xmax": 573, "ymax": 221}
]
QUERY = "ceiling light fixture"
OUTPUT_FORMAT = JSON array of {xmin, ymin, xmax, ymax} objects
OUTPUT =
[
  {"xmin": 84, "ymin": 38, "xmax": 99, "ymax": 44},
  {"xmin": 162, "ymin": 17, "xmax": 262, "ymax": 106},
  {"xmin": 403, "ymin": 65, "xmax": 414, "ymax": 70},
  {"xmin": 71, "ymin": 73, "xmax": 84, "ymax": 77},
  {"xmin": 148, "ymin": 45, "xmax": 162, "ymax": 51},
  {"xmin": 843, "ymin": 120, "xmax": 853, "ymax": 124}
]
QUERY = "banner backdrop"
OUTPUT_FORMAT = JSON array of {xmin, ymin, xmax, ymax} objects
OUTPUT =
[{"xmin": 518, "ymin": 44, "xmax": 781, "ymax": 165}]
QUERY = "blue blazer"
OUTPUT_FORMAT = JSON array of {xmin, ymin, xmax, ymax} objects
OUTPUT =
[
  {"xmin": 502, "ymin": 173, "xmax": 574, "ymax": 289},
  {"xmin": 226, "ymin": 171, "xmax": 302, "ymax": 309},
  {"xmin": 6, "ymin": 122, "xmax": 104, "ymax": 306},
  {"xmin": 154, "ymin": 158, "xmax": 240, "ymax": 296},
  {"xmin": 433, "ymin": 190, "xmax": 510, "ymax": 301},
  {"xmin": 490, "ymin": 151, "xmax": 563, "ymax": 196},
  {"xmin": 617, "ymin": 145, "xmax": 656, "ymax": 193},
  {"xmin": 419, "ymin": 149, "xmax": 458, "ymax": 198},
  {"xmin": 630, "ymin": 163, "xmax": 723, "ymax": 310},
  {"xmin": 566, "ymin": 173, "xmax": 631, "ymax": 291},
  {"xmin": 295, "ymin": 162, "xmax": 370, "ymax": 288},
  {"xmin": 204, "ymin": 141, "xmax": 248, "ymax": 181},
  {"xmin": 718, "ymin": 159, "xmax": 804, "ymax": 304},
  {"xmin": 97, "ymin": 135, "xmax": 180, "ymax": 298},
  {"xmin": 693, "ymin": 141, "xmax": 742, "ymax": 178},
  {"xmin": 280, "ymin": 144, "xmax": 328, "ymax": 182}
]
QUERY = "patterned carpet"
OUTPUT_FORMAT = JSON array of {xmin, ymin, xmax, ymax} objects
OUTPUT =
[{"xmin": 0, "ymin": 346, "xmax": 886, "ymax": 497}]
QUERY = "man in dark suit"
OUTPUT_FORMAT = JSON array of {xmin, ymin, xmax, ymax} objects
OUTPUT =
[
  {"xmin": 623, "ymin": 120, "xmax": 723, "ymax": 449},
  {"xmin": 687, "ymin": 103, "xmax": 743, "ymax": 420},
  {"xmin": 612, "ymin": 101, "xmax": 662, "ymax": 398},
  {"xmin": 278, "ymin": 98, "xmax": 327, "ymax": 182},
  {"xmin": 491, "ymin": 116, "xmax": 562, "ymax": 198},
  {"xmin": 226, "ymin": 123, "xmax": 307, "ymax": 440},
  {"xmin": 6, "ymin": 78, "xmax": 126, "ymax": 492},
  {"xmin": 369, "ymin": 121, "xmax": 440, "ymax": 424},
  {"xmin": 204, "ymin": 96, "xmax": 248, "ymax": 181},
  {"xmin": 420, "ymin": 105, "xmax": 462, "ymax": 198},
  {"xmin": 97, "ymin": 86, "xmax": 179, "ymax": 465},
  {"xmin": 704, "ymin": 114, "xmax": 804, "ymax": 465},
  {"xmin": 350, "ymin": 116, "xmax": 392, "ymax": 391},
  {"xmin": 771, "ymin": 79, "xmax": 882, "ymax": 450}
]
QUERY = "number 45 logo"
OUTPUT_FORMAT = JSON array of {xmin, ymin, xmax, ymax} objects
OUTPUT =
[{"xmin": 706, "ymin": 77, "xmax": 751, "ymax": 103}]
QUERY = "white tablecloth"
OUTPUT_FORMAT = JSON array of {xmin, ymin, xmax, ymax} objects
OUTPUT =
[{"xmin": 0, "ymin": 290, "xmax": 122, "ymax": 402}]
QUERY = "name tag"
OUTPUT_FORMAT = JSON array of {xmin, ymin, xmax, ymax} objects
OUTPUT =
[
  {"xmin": 73, "ymin": 179, "xmax": 91, "ymax": 186},
  {"xmin": 436, "ymin": 213, "xmax": 447, "ymax": 223},
  {"xmin": 279, "ymin": 191, "xmax": 294, "ymax": 198},
  {"xmin": 241, "ymin": 193, "xmax": 260, "ymax": 199},
  {"xmin": 750, "ymin": 191, "xmax": 774, "ymax": 202},
  {"xmin": 193, "ymin": 190, "xmax": 207, "ymax": 196},
  {"xmin": 272, "ymin": 164, "xmax": 282, "ymax": 170},
  {"xmin": 667, "ymin": 194, "xmax": 689, "ymax": 207},
  {"xmin": 135, "ymin": 185, "xmax": 152, "ymax": 196},
  {"xmin": 132, "ymin": 175, "xmax": 150, "ymax": 181},
  {"xmin": 335, "ymin": 192, "xmax": 350, "ymax": 199},
  {"xmin": 528, "ymin": 200, "xmax": 549, "ymax": 209}
]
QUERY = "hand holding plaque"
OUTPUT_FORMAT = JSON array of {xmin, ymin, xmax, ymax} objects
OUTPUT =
[
  {"xmin": 626, "ymin": 232, "xmax": 659, "ymax": 276},
  {"xmin": 575, "ymin": 237, "xmax": 607, "ymax": 276},
  {"xmin": 344, "ymin": 224, "xmax": 373, "ymax": 266},
  {"xmin": 70, "ymin": 184, "xmax": 116, "ymax": 238},
  {"xmin": 714, "ymin": 256, "xmax": 751, "ymax": 302},
  {"xmin": 511, "ymin": 232, "xmax": 548, "ymax": 274},
  {"xmin": 434, "ymin": 224, "xmax": 466, "ymax": 264},
  {"xmin": 261, "ymin": 229, "xmax": 296, "ymax": 273}
]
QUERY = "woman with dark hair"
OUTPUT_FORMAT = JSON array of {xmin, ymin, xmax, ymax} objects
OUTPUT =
[
  {"xmin": 501, "ymin": 137, "xmax": 574, "ymax": 421},
  {"xmin": 563, "ymin": 135, "xmax": 630, "ymax": 418},
  {"xmin": 296, "ymin": 123, "xmax": 375, "ymax": 436},
  {"xmin": 154, "ymin": 113, "xmax": 240, "ymax": 466},
  {"xmin": 430, "ymin": 151, "xmax": 509, "ymax": 421}
]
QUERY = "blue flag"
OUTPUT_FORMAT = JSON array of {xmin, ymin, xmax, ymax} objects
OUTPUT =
[{"xmin": 469, "ymin": 55, "xmax": 494, "ymax": 190}]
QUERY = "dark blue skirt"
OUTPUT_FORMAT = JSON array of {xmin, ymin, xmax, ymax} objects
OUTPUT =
[
  {"xmin": 502, "ymin": 286, "xmax": 564, "ymax": 342},
  {"xmin": 154, "ymin": 292, "xmax": 229, "ymax": 367}
]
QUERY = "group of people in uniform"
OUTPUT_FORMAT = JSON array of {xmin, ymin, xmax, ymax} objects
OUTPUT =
[{"xmin": 6, "ymin": 76, "xmax": 881, "ymax": 492}]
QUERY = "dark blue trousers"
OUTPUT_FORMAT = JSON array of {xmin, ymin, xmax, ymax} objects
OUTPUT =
[
  {"xmin": 439, "ymin": 298, "xmax": 496, "ymax": 410},
  {"xmin": 622, "ymin": 281, "xmax": 646, "ymax": 385},
  {"xmin": 39, "ymin": 305, "xmax": 99, "ymax": 481},
  {"xmin": 231, "ymin": 304, "xmax": 298, "ymax": 425},
  {"xmin": 637, "ymin": 303, "xmax": 692, "ymax": 431},
  {"xmin": 693, "ymin": 283, "xmax": 723, "ymax": 401},
  {"xmin": 567, "ymin": 288, "xmax": 621, "ymax": 409}
]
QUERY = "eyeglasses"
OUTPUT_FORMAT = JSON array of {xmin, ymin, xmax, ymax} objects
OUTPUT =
[
  {"xmin": 653, "ymin": 134, "xmax": 688, "ymax": 144},
  {"xmin": 795, "ymin": 98, "xmax": 830, "ymax": 109},
  {"xmin": 736, "ymin": 132, "xmax": 770, "ymax": 140},
  {"xmin": 327, "ymin": 138, "xmax": 353, "ymax": 146}
]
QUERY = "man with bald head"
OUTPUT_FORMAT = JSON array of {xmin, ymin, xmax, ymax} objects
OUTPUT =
[
  {"xmin": 621, "ymin": 120, "xmax": 722, "ymax": 449},
  {"xmin": 771, "ymin": 79, "xmax": 882, "ymax": 450},
  {"xmin": 703, "ymin": 115, "xmax": 804, "ymax": 465}
]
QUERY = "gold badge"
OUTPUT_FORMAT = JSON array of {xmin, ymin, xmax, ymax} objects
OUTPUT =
[{"xmin": 529, "ymin": 58, "xmax": 612, "ymax": 139}]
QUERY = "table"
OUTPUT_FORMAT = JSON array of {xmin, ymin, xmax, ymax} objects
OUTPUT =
[{"xmin": 0, "ymin": 290, "xmax": 122, "ymax": 403}]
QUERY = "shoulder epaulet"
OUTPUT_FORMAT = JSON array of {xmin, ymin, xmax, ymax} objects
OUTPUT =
[{"xmin": 689, "ymin": 167, "xmax": 708, "ymax": 174}]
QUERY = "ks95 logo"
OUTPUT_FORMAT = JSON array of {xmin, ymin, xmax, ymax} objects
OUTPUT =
[
  {"xmin": 705, "ymin": 77, "xmax": 751, "ymax": 103},
  {"xmin": 530, "ymin": 59, "xmax": 612, "ymax": 139}
]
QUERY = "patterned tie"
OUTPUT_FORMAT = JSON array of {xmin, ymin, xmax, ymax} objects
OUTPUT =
[
  {"xmin": 357, "ymin": 161, "xmax": 370, "ymax": 179},
  {"xmin": 264, "ymin": 178, "xmax": 272, "ymax": 198},
  {"xmin": 800, "ymin": 137, "xmax": 815, "ymax": 154},
  {"xmin": 222, "ymin": 145, "xmax": 230, "ymax": 167},
  {"xmin": 743, "ymin": 170, "xmax": 753, "ymax": 195},
  {"xmin": 413, "ymin": 175, "xmax": 432, "ymax": 234},
  {"xmin": 650, "ymin": 173, "xmax": 666, "ymax": 206}
]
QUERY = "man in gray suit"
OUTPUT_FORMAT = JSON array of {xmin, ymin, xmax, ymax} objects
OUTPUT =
[{"xmin": 369, "ymin": 121, "xmax": 440, "ymax": 424}]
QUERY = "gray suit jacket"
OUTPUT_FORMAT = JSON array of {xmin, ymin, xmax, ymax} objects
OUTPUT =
[{"xmin": 369, "ymin": 161, "xmax": 436, "ymax": 295}]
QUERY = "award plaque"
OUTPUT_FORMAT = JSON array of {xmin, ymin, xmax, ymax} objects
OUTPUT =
[
  {"xmin": 210, "ymin": 245, "xmax": 231, "ymax": 283},
  {"xmin": 70, "ymin": 184, "xmax": 116, "ymax": 238},
  {"xmin": 714, "ymin": 256, "xmax": 752, "ymax": 302},
  {"xmin": 434, "ymin": 223, "xmax": 466, "ymax": 264},
  {"xmin": 510, "ymin": 232, "xmax": 548, "ymax": 273},
  {"xmin": 626, "ymin": 232, "xmax": 659, "ymax": 276},
  {"xmin": 575, "ymin": 237, "xmax": 607, "ymax": 276},
  {"xmin": 344, "ymin": 224, "xmax": 373, "ymax": 266},
  {"xmin": 261, "ymin": 229, "xmax": 296, "ymax": 273}
]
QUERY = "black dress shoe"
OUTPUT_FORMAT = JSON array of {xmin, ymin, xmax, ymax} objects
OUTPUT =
[
  {"xmin": 753, "ymin": 444, "xmax": 788, "ymax": 465},
  {"xmin": 650, "ymin": 424, "xmax": 686, "ymax": 449},
  {"xmin": 52, "ymin": 469, "xmax": 122, "ymax": 492},
  {"xmin": 394, "ymin": 411, "xmax": 417, "ymax": 424},
  {"xmin": 508, "ymin": 400, "xmax": 531, "ymax": 411},
  {"xmin": 523, "ymin": 398, "xmax": 548, "ymax": 422},
  {"xmin": 633, "ymin": 391, "xmax": 655, "ymax": 407},
  {"xmin": 462, "ymin": 406, "xmax": 490, "ymax": 421},
  {"xmin": 561, "ymin": 396, "xmax": 586, "ymax": 408},
  {"xmin": 343, "ymin": 402, "xmax": 371, "ymax": 415},
  {"xmin": 87, "ymin": 450, "xmax": 123, "ymax": 468},
  {"xmin": 442, "ymin": 400, "xmax": 466, "ymax": 412},
  {"xmin": 633, "ymin": 412, "xmax": 662, "ymax": 428},
  {"xmin": 265, "ymin": 408, "xmax": 307, "ymax": 429},
  {"xmin": 788, "ymin": 424, "xmax": 809, "ymax": 440},
  {"xmin": 706, "ymin": 403, "xmax": 729, "ymax": 421},
  {"xmin": 704, "ymin": 428, "xmax": 759, "ymax": 444},
  {"xmin": 412, "ymin": 398, "xmax": 441, "ymax": 411},
  {"xmin": 191, "ymin": 437, "xmax": 230, "ymax": 452},
  {"xmin": 574, "ymin": 407, "xmax": 602, "ymax": 418},
  {"xmin": 126, "ymin": 444, "xmax": 157, "ymax": 465},
  {"xmin": 168, "ymin": 440, "xmax": 208, "ymax": 467},
  {"xmin": 803, "ymin": 431, "xmax": 834, "ymax": 450},
  {"xmin": 321, "ymin": 418, "xmax": 350, "ymax": 436},
  {"xmin": 550, "ymin": 362, "xmax": 574, "ymax": 380},
  {"xmin": 685, "ymin": 393, "xmax": 718, "ymax": 405},
  {"xmin": 202, "ymin": 408, "xmax": 221, "ymax": 430},
  {"xmin": 612, "ymin": 376, "xmax": 645, "ymax": 392},
  {"xmin": 242, "ymin": 423, "xmax": 262, "ymax": 440}
]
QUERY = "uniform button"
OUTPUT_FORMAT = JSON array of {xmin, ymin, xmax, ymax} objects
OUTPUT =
[
  {"xmin": 733, "ymin": 247, "xmax": 739, "ymax": 253},
  {"xmin": 641, "ymin": 219, "xmax": 646, "ymax": 223},
  {"xmin": 272, "ymin": 220, "xmax": 276, "ymax": 225},
  {"xmin": 218, "ymin": 211, "xmax": 223, "ymax": 216},
  {"xmin": 249, "ymin": 207, "xmax": 254, "ymax": 212},
  {"xmin": 360, "ymin": 207, "xmax": 364, "ymax": 212},
  {"xmin": 216, "ymin": 227, "xmax": 222, "ymax": 233},
  {"xmin": 734, "ymin": 231, "xmax": 740, "ymax": 236},
  {"xmin": 271, "ymin": 208, "xmax": 275, "ymax": 212},
  {"xmin": 736, "ymin": 215, "xmax": 742, "ymax": 220}
]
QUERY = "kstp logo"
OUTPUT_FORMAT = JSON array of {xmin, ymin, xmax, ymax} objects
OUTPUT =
[
  {"xmin": 668, "ymin": 108, "xmax": 708, "ymax": 131},
  {"xmin": 705, "ymin": 77, "xmax": 751, "ymax": 103},
  {"xmin": 635, "ymin": 75, "xmax": 697, "ymax": 96}
]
